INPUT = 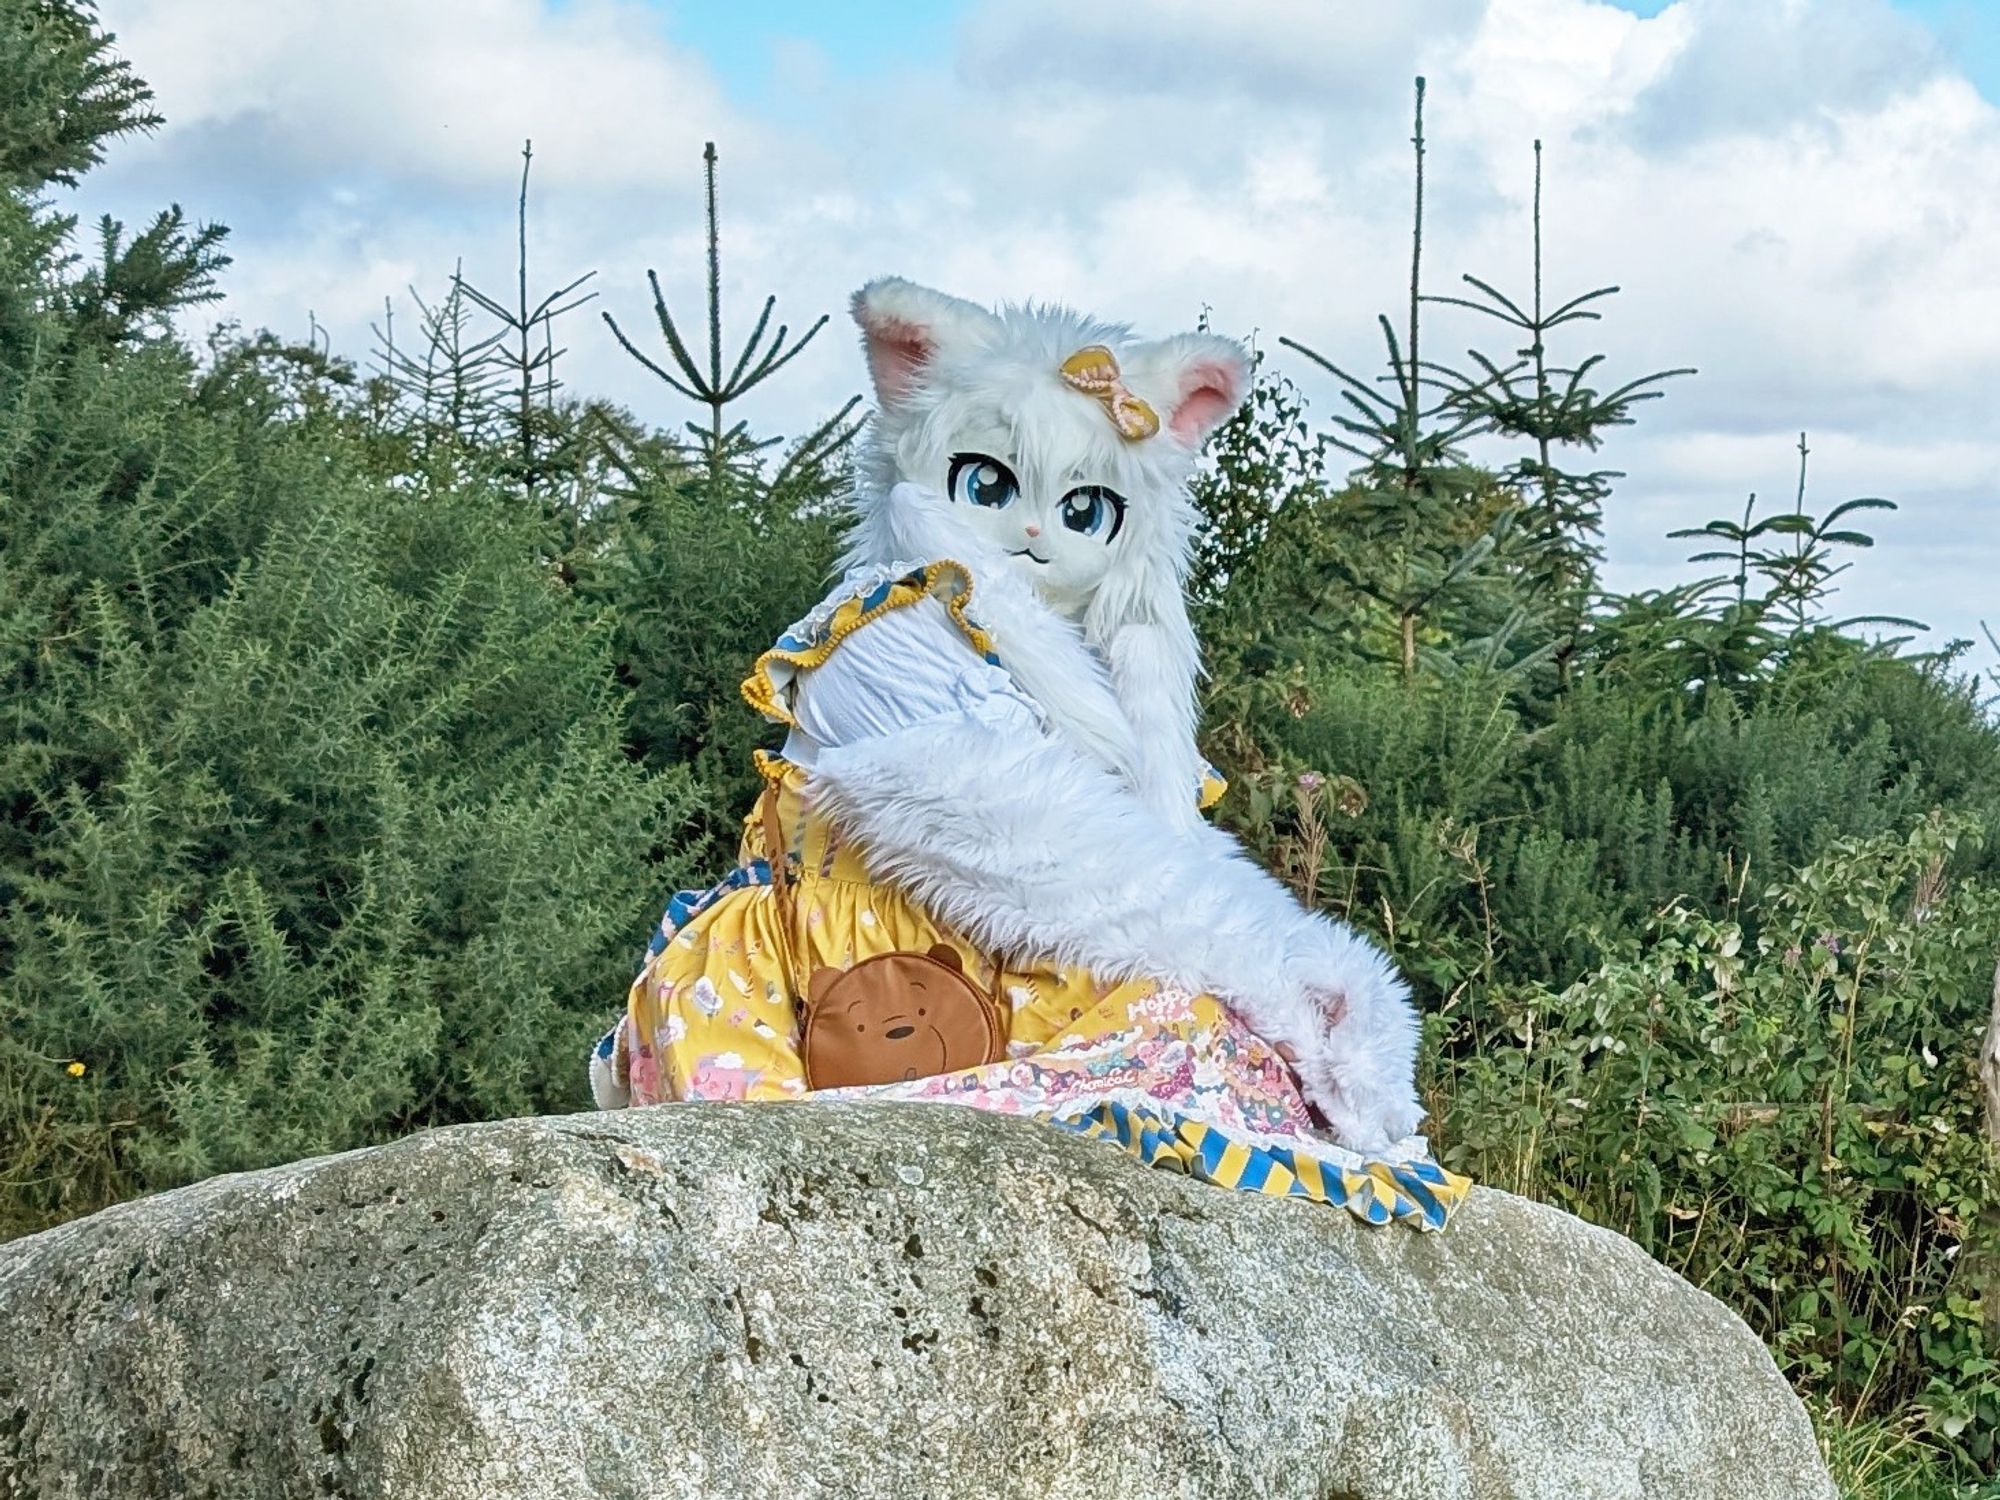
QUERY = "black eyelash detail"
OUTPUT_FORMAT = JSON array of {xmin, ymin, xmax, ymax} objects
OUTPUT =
[
  {"xmin": 1063, "ymin": 485, "xmax": 1127, "ymax": 542},
  {"xmin": 948, "ymin": 452, "xmax": 1021, "ymax": 496}
]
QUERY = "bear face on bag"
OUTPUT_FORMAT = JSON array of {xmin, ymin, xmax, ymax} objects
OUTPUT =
[{"xmin": 802, "ymin": 944, "xmax": 1005, "ymax": 1090}]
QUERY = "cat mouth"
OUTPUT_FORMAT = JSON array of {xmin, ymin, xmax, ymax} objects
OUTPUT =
[{"xmin": 1009, "ymin": 548, "xmax": 1052, "ymax": 566}]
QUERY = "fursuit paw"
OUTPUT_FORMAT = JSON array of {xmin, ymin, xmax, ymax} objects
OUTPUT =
[
  {"xmin": 1279, "ymin": 971, "xmax": 1426, "ymax": 1157},
  {"xmin": 588, "ymin": 1020, "xmax": 632, "ymax": 1111},
  {"xmin": 1303, "ymin": 1059, "xmax": 1426, "ymax": 1159}
]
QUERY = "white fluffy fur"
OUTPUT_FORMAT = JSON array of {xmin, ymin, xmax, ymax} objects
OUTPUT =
[
  {"xmin": 843, "ymin": 482, "xmax": 1143, "ymax": 783},
  {"xmin": 790, "ymin": 277, "xmax": 1428, "ymax": 1155},
  {"xmin": 808, "ymin": 719, "xmax": 1423, "ymax": 1154},
  {"xmin": 845, "ymin": 278, "xmax": 1230, "ymax": 827}
]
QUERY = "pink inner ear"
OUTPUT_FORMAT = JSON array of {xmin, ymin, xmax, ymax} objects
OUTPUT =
[
  {"xmin": 1168, "ymin": 358, "xmax": 1245, "ymax": 443},
  {"xmin": 863, "ymin": 316, "xmax": 933, "ymax": 407}
]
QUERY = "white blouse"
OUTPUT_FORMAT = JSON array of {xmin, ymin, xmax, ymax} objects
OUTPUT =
[{"xmin": 782, "ymin": 592, "xmax": 1045, "ymax": 763}]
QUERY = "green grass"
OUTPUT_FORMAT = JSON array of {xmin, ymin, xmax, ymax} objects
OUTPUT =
[{"xmin": 1817, "ymin": 1405, "xmax": 1997, "ymax": 1500}]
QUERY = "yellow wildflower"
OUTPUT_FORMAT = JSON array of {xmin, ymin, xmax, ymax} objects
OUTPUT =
[{"xmin": 66, "ymin": 1060, "xmax": 85, "ymax": 1078}]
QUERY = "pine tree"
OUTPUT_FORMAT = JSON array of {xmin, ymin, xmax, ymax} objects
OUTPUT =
[
  {"xmin": 0, "ymin": 0, "xmax": 158, "ymax": 190},
  {"xmin": 581, "ymin": 143, "xmax": 861, "ymax": 862},
  {"xmin": 449, "ymin": 141, "xmax": 598, "ymax": 500},
  {"xmin": 1278, "ymin": 78, "xmax": 1522, "ymax": 678},
  {"xmin": 1669, "ymin": 432, "xmax": 1915, "ymax": 640},
  {"xmin": 602, "ymin": 141, "xmax": 860, "ymax": 496},
  {"xmin": 1432, "ymin": 139, "xmax": 1693, "ymax": 664}
]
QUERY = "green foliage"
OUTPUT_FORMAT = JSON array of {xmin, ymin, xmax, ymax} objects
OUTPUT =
[
  {"xmin": 0, "ymin": 335, "xmax": 692, "ymax": 1236},
  {"xmin": 1204, "ymin": 482, "xmax": 2000, "ymax": 997},
  {"xmin": 1816, "ymin": 1402, "xmax": 2000, "ymax": 1500},
  {"xmin": 581, "ymin": 456, "xmax": 840, "ymax": 867},
  {"xmin": 1435, "ymin": 818, "xmax": 2000, "ymax": 1467},
  {"xmin": 1, "ymin": 467, "xmax": 691, "ymax": 1231},
  {"xmin": 1669, "ymin": 433, "xmax": 1922, "ymax": 644},
  {"xmin": 68, "ymin": 204, "xmax": 232, "ymax": 345},
  {"xmin": 0, "ymin": 0, "xmax": 690, "ymax": 1237},
  {"xmin": 0, "ymin": 0, "xmax": 158, "ymax": 190},
  {"xmin": 1186, "ymin": 351, "xmax": 1326, "ymax": 610},
  {"xmin": 3, "ymin": 15, "xmax": 1995, "ymax": 1481}
]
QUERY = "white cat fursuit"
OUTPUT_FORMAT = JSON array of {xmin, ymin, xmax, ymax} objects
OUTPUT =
[{"xmin": 791, "ymin": 277, "xmax": 1427, "ymax": 1157}]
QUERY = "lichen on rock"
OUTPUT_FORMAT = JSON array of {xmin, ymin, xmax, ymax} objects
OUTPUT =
[{"xmin": 0, "ymin": 1103, "xmax": 1836, "ymax": 1499}]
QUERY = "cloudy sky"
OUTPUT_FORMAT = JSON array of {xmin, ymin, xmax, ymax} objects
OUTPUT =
[{"xmin": 74, "ymin": 0, "xmax": 2000, "ymax": 655}]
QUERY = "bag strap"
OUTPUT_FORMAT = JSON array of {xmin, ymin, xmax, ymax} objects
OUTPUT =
[
  {"xmin": 765, "ymin": 781, "xmax": 1011, "ymax": 1023},
  {"xmin": 761, "ymin": 787, "xmax": 793, "ymax": 932}
]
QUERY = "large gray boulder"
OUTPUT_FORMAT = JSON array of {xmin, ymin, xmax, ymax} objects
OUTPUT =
[{"xmin": 0, "ymin": 1104, "xmax": 1834, "ymax": 1500}]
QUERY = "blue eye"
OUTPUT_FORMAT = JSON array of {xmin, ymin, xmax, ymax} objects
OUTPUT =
[
  {"xmin": 1059, "ymin": 486, "xmax": 1126, "ymax": 542},
  {"xmin": 949, "ymin": 453, "xmax": 1019, "ymax": 510}
]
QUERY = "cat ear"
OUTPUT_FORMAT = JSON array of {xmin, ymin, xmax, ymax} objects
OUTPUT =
[
  {"xmin": 851, "ymin": 277, "xmax": 1000, "ymax": 412},
  {"xmin": 1123, "ymin": 333, "xmax": 1251, "ymax": 448}
]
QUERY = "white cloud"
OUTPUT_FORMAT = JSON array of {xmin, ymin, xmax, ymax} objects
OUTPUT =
[
  {"xmin": 78, "ymin": 0, "xmax": 2000, "ymax": 651},
  {"xmin": 961, "ymin": 0, "xmax": 1484, "ymax": 113},
  {"xmin": 1618, "ymin": 0, "xmax": 1945, "ymax": 146},
  {"xmin": 98, "ymin": 0, "xmax": 756, "ymax": 192}
]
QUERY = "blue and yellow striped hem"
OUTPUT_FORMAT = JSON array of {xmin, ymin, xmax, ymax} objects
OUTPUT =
[{"xmin": 1050, "ymin": 1100, "xmax": 1470, "ymax": 1230}]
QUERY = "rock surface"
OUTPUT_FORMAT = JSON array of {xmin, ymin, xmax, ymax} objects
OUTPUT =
[{"xmin": 0, "ymin": 1104, "xmax": 1835, "ymax": 1500}]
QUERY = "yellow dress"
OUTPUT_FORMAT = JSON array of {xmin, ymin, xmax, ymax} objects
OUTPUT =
[{"xmin": 606, "ymin": 562, "xmax": 1469, "ymax": 1229}]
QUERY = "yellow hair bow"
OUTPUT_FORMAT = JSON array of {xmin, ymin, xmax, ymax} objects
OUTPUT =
[{"xmin": 1059, "ymin": 345, "xmax": 1160, "ymax": 442}]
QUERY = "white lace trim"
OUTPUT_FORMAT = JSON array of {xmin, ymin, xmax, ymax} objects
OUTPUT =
[{"xmin": 782, "ymin": 560, "xmax": 934, "ymax": 648}]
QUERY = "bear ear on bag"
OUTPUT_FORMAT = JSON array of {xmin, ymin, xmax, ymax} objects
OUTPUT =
[
  {"xmin": 806, "ymin": 966, "xmax": 842, "ymax": 1011},
  {"xmin": 927, "ymin": 943, "xmax": 964, "ymax": 973}
]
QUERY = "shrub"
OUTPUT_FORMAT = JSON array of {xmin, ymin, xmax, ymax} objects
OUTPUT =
[
  {"xmin": 1208, "ymin": 646, "xmax": 2000, "ymax": 1002},
  {"xmin": 0, "ymin": 46, "xmax": 692, "ymax": 1228},
  {"xmin": 0, "ymin": 390, "xmax": 692, "ymax": 1233},
  {"xmin": 1433, "ymin": 816, "xmax": 2000, "ymax": 1467},
  {"xmin": 584, "ymin": 462, "xmax": 839, "ymax": 870}
]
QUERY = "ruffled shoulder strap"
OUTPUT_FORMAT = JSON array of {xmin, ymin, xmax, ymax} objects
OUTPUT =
[
  {"xmin": 740, "ymin": 559, "xmax": 1000, "ymax": 728},
  {"xmin": 1196, "ymin": 764, "xmax": 1227, "ymax": 812}
]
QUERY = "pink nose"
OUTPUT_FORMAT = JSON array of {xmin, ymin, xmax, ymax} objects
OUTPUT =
[{"xmin": 1025, "ymin": 524, "xmax": 1041, "ymax": 538}]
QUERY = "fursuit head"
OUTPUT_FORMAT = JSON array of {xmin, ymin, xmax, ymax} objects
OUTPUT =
[{"xmin": 801, "ymin": 276, "xmax": 1425, "ymax": 1155}]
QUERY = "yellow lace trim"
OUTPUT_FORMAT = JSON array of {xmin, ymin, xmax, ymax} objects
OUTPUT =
[{"xmin": 739, "ymin": 560, "xmax": 998, "ymax": 728}]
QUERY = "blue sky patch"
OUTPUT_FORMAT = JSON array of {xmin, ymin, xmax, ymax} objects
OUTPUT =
[{"xmin": 651, "ymin": 0, "xmax": 1996, "ymax": 105}]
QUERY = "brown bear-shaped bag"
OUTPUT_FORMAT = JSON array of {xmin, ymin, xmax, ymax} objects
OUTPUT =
[{"xmin": 802, "ymin": 944, "xmax": 1007, "ymax": 1090}]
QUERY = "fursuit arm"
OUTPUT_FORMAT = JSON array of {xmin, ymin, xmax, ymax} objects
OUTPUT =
[{"xmin": 788, "ymin": 562, "xmax": 1425, "ymax": 1156}]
